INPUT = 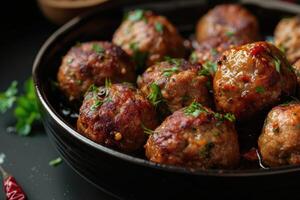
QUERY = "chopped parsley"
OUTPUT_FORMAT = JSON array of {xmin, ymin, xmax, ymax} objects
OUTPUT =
[
  {"xmin": 255, "ymin": 86, "xmax": 265, "ymax": 94},
  {"xmin": 210, "ymin": 48, "xmax": 218, "ymax": 56},
  {"xmin": 141, "ymin": 123, "xmax": 154, "ymax": 135},
  {"xmin": 49, "ymin": 157, "xmax": 62, "ymax": 167},
  {"xmin": 198, "ymin": 68, "xmax": 210, "ymax": 76},
  {"xmin": 190, "ymin": 52, "xmax": 198, "ymax": 63},
  {"xmin": 92, "ymin": 44, "xmax": 104, "ymax": 54},
  {"xmin": 223, "ymin": 113, "xmax": 236, "ymax": 122},
  {"xmin": 225, "ymin": 31, "xmax": 235, "ymax": 37},
  {"xmin": 128, "ymin": 9, "xmax": 145, "ymax": 22},
  {"xmin": 202, "ymin": 61, "xmax": 217, "ymax": 75},
  {"xmin": 162, "ymin": 66, "xmax": 179, "ymax": 77},
  {"xmin": 199, "ymin": 142, "xmax": 215, "ymax": 158},
  {"xmin": 184, "ymin": 102, "xmax": 206, "ymax": 117},
  {"xmin": 129, "ymin": 42, "xmax": 148, "ymax": 70},
  {"xmin": 90, "ymin": 99, "xmax": 102, "ymax": 111},
  {"xmin": 0, "ymin": 81, "xmax": 18, "ymax": 113},
  {"xmin": 155, "ymin": 22, "xmax": 164, "ymax": 33},
  {"xmin": 147, "ymin": 83, "xmax": 162, "ymax": 106},
  {"xmin": 164, "ymin": 57, "xmax": 182, "ymax": 67},
  {"xmin": 274, "ymin": 57, "xmax": 281, "ymax": 73},
  {"xmin": 90, "ymin": 78, "xmax": 112, "ymax": 111},
  {"xmin": 184, "ymin": 102, "xmax": 236, "ymax": 123}
]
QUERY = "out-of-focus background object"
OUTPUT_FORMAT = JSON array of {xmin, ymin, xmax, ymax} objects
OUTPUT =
[{"xmin": 37, "ymin": 0, "xmax": 107, "ymax": 24}]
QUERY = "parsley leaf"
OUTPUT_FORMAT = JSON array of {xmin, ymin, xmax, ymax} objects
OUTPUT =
[
  {"xmin": 0, "ymin": 81, "xmax": 18, "ymax": 113},
  {"xmin": 190, "ymin": 52, "xmax": 198, "ymax": 63},
  {"xmin": 14, "ymin": 78, "xmax": 41, "ymax": 136},
  {"xmin": 202, "ymin": 61, "xmax": 217, "ymax": 75},
  {"xmin": 225, "ymin": 31, "xmax": 235, "ymax": 37},
  {"xmin": 147, "ymin": 83, "xmax": 162, "ymax": 106},
  {"xmin": 198, "ymin": 68, "xmax": 211, "ymax": 76},
  {"xmin": 184, "ymin": 102, "xmax": 206, "ymax": 117},
  {"xmin": 49, "ymin": 157, "xmax": 62, "ymax": 167},
  {"xmin": 141, "ymin": 123, "xmax": 154, "ymax": 135},
  {"xmin": 155, "ymin": 22, "xmax": 164, "ymax": 33},
  {"xmin": 255, "ymin": 86, "xmax": 265, "ymax": 94},
  {"xmin": 128, "ymin": 9, "xmax": 144, "ymax": 22},
  {"xmin": 274, "ymin": 57, "xmax": 281, "ymax": 73},
  {"xmin": 163, "ymin": 66, "xmax": 179, "ymax": 77},
  {"xmin": 92, "ymin": 44, "xmax": 104, "ymax": 54},
  {"xmin": 223, "ymin": 113, "xmax": 236, "ymax": 122},
  {"xmin": 130, "ymin": 42, "xmax": 148, "ymax": 70}
]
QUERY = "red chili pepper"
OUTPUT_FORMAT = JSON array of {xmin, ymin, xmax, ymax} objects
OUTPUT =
[{"xmin": 0, "ymin": 165, "xmax": 27, "ymax": 200}]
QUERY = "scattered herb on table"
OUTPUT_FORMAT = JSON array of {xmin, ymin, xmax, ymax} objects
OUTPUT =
[
  {"xmin": 49, "ymin": 157, "xmax": 63, "ymax": 167},
  {"xmin": 0, "ymin": 78, "xmax": 41, "ymax": 136}
]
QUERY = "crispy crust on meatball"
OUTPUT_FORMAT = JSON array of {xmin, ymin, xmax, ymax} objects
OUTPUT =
[
  {"xmin": 145, "ymin": 103, "xmax": 240, "ymax": 169},
  {"xmin": 77, "ymin": 83, "xmax": 158, "ymax": 152},
  {"xmin": 190, "ymin": 34, "xmax": 254, "ymax": 76},
  {"xmin": 112, "ymin": 10, "xmax": 185, "ymax": 69},
  {"xmin": 274, "ymin": 16, "xmax": 300, "ymax": 64},
  {"xmin": 213, "ymin": 42, "xmax": 297, "ymax": 120},
  {"xmin": 137, "ymin": 59, "xmax": 213, "ymax": 114},
  {"xmin": 259, "ymin": 103, "xmax": 300, "ymax": 167},
  {"xmin": 57, "ymin": 41, "xmax": 136, "ymax": 101},
  {"xmin": 196, "ymin": 4, "xmax": 259, "ymax": 43}
]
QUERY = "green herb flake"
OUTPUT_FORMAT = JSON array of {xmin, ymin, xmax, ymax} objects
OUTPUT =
[
  {"xmin": 225, "ymin": 31, "xmax": 235, "ymax": 37},
  {"xmin": 210, "ymin": 48, "xmax": 218, "ymax": 56},
  {"xmin": 105, "ymin": 78, "xmax": 112, "ymax": 88},
  {"xmin": 202, "ymin": 61, "xmax": 217, "ymax": 75},
  {"xmin": 255, "ymin": 86, "xmax": 265, "ymax": 94},
  {"xmin": 141, "ymin": 123, "xmax": 154, "ymax": 135},
  {"xmin": 14, "ymin": 78, "xmax": 41, "ymax": 136},
  {"xmin": 164, "ymin": 57, "xmax": 182, "ymax": 68},
  {"xmin": 90, "ymin": 99, "xmax": 102, "ymax": 111},
  {"xmin": 0, "ymin": 81, "xmax": 18, "ymax": 113},
  {"xmin": 184, "ymin": 102, "xmax": 206, "ymax": 117},
  {"xmin": 198, "ymin": 68, "xmax": 210, "ymax": 76},
  {"xmin": 128, "ymin": 9, "xmax": 144, "ymax": 22},
  {"xmin": 147, "ymin": 83, "xmax": 162, "ymax": 106},
  {"xmin": 155, "ymin": 22, "xmax": 164, "ymax": 33},
  {"xmin": 223, "ymin": 113, "xmax": 236, "ymax": 122},
  {"xmin": 129, "ymin": 42, "xmax": 148, "ymax": 69},
  {"xmin": 199, "ymin": 142, "xmax": 214, "ymax": 158},
  {"xmin": 274, "ymin": 57, "xmax": 281, "ymax": 73},
  {"xmin": 190, "ymin": 52, "xmax": 198, "ymax": 63},
  {"xmin": 92, "ymin": 44, "xmax": 104, "ymax": 54},
  {"xmin": 163, "ymin": 66, "xmax": 179, "ymax": 77},
  {"xmin": 49, "ymin": 157, "xmax": 62, "ymax": 167},
  {"xmin": 67, "ymin": 58, "xmax": 74, "ymax": 65}
]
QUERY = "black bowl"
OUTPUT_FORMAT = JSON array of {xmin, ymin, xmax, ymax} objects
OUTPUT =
[{"xmin": 33, "ymin": 0, "xmax": 300, "ymax": 199}]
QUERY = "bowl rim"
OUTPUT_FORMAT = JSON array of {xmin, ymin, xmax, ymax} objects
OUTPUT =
[{"xmin": 32, "ymin": 0, "xmax": 300, "ymax": 177}]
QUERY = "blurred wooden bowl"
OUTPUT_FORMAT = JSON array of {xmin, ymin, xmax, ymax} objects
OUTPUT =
[{"xmin": 37, "ymin": 0, "xmax": 107, "ymax": 25}]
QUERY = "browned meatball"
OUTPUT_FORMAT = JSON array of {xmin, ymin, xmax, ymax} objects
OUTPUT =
[
  {"xmin": 214, "ymin": 42, "xmax": 297, "ymax": 120},
  {"xmin": 77, "ymin": 83, "xmax": 158, "ymax": 152},
  {"xmin": 190, "ymin": 34, "xmax": 253, "ymax": 76},
  {"xmin": 293, "ymin": 59, "xmax": 300, "ymax": 97},
  {"xmin": 57, "ymin": 41, "xmax": 136, "ymax": 101},
  {"xmin": 145, "ymin": 102, "xmax": 239, "ymax": 169},
  {"xmin": 196, "ymin": 4, "xmax": 259, "ymax": 43},
  {"xmin": 137, "ymin": 58, "xmax": 212, "ymax": 115},
  {"xmin": 259, "ymin": 103, "xmax": 300, "ymax": 167},
  {"xmin": 274, "ymin": 16, "xmax": 300, "ymax": 64},
  {"xmin": 112, "ymin": 10, "xmax": 185, "ymax": 70}
]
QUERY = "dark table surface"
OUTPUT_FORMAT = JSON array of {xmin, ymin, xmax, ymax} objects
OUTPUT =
[{"xmin": 0, "ymin": 1, "xmax": 116, "ymax": 200}]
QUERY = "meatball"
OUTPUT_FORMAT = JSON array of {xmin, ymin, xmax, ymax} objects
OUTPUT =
[
  {"xmin": 57, "ymin": 41, "xmax": 136, "ymax": 101},
  {"xmin": 196, "ymin": 4, "xmax": 259, "ymax": 43},
  {"xmin": 274, "ymin": 16, "xmax": 300, "ymax": 64},
  {"xmin": 214, "ymin": 42, "xmax": 297, "ymax": 120},
  {"xmin": 77, "ymin": 83, "xmax": 158, "ymax": 152},
  {"xmin": 112, "ymin": 10, "xmax": 185, "ymax": 70},
  {"xmin": 190, "ymin": 34, "xmax": 253, "ymax": 76},
  {"xmin": 137, "ymin": 58, "xmax": 212, "ymax": 115},
  {"xmin": 259, "ymin": 103, "xmax": 300, "ymax": 167},
  {"xmin": 145, "ymin": 102, "xmax": 239, "ymax": 169},
  {"xmin": 293, "ymin": 59, "xmax": 300, "ymax": 97}
]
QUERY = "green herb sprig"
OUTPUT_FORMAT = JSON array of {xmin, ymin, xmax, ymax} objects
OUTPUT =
[{"xmin": 147, "ymin": 83, "xmax": 162, "ymax": 106}]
